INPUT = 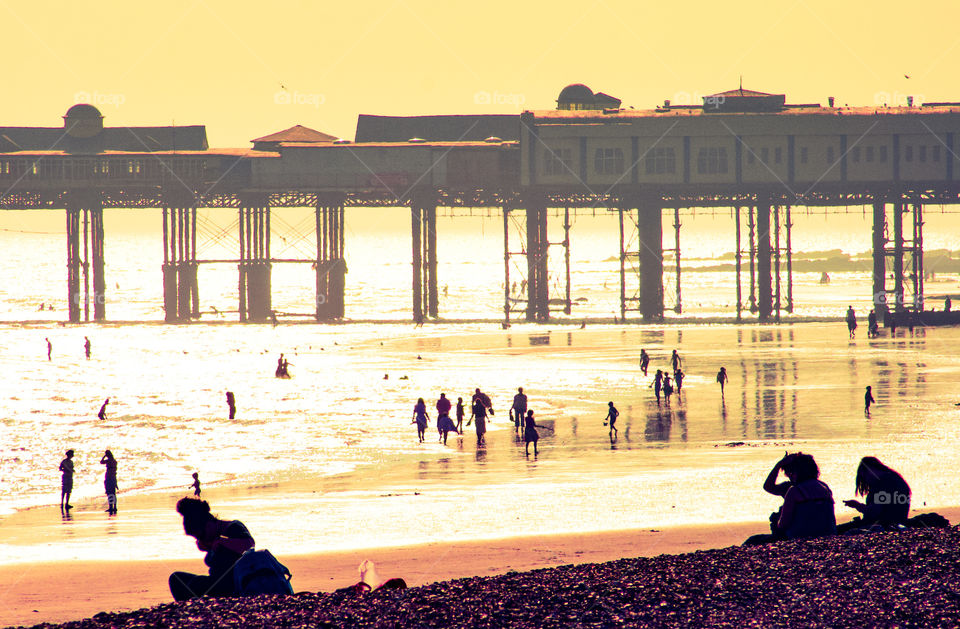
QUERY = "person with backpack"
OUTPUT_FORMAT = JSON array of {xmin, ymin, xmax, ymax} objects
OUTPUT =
[{"xmin": 169, "ymin": 497, "xmax": 255, "ymax": 601}]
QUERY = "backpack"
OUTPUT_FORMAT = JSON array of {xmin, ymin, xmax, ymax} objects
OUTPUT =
[{"xmin": 233, "ymin": 549, "xmax": 294, "ymax": 596}]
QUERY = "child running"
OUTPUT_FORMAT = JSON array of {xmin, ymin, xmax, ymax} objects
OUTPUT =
[{"xmin": 604, "ymin": 402, "xmax": 619, "ymax": 439}]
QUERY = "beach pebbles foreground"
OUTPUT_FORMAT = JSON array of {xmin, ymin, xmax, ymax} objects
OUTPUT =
[{"xmin": 22, "ymin": 527, "xmax": 960, "ymax": 628}]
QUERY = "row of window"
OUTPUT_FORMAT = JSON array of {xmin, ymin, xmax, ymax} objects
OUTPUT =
[
  {"xmin": 542, "ymin": 143, "xmax": 951, "ymax": 177},
  {"xmin": 0, "ymin": 158, "xmax": 206, "ymax": 179}
]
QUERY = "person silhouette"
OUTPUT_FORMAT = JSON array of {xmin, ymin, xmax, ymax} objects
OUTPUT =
[
  {"xmin": 168, "ymin": 498, "xmax": 255, "ymax": 601},
  {"xmin": 639, "ymin": 349, "xmax": 650, "ymax": 376},
  {"xmin": 436, "ymin": 393, "xmax": 457, "ymax": 444},
  {"xmin": 604, "ymin": 402, "xmax": 619, "ymax": 439},
  {"xmin": 651, "ymin": 370, "xmax": 663, "ymax": 404},
  {"xmin": 524, "ymin": 410, "xmax": 542, "ymax": 455},
  {"xmin": 46, "ymin": 338, "xmax": 52, "ymax": 361},
  {"xmin": 470, "ymin": 396, "xmax": 488, "ymax": 446},
  {"xmin": 846, "ymin": 306, "xmax": 857, "ymax": 339},
  {"xmin": 864, "ymin": 386, "xmax": 875, "ymax": 415},
  {"xmin": 671, "ymin": 349, "xmax": 682, "ymax": 372},
  {"xmin": 455, "ymin": 397, "xmax": 465, "ymax": 433},
  {"xmin": 717, "ymin": 367, "xmax": 729, "ymax": 398},
  {"xmin": 84, "ymin": 337, "xmax": 91, "ymax": 359},
  {"xmin": 98, "ymin": 398, "xmax": 110, "ymax": 421},
  {"xmin": 511, "ymin": 387, "xmax": 528, "ymax": 435},
  {"xmin": 840, "ymin": 456, "xmax": 911, "ymax": 531},
  {"xmin": 100, "ymin": 450, "xmax": 118, "ymax": 515},
  {"xmin": 745, "ymin": 453, "xmax": 836, "ymax": 545},
  {"xmin": 59, "ymin": 449, "xmax": 75, "ymax": 511},
  {"xmin": 191, "ymin": 472, "xmax": 202, "ymax": 497},
  {"xmin": 226, "ymin": 392, "xmax": 236, "ymax": 419},
  {"xmin": 412, "ymin": 398, "xmax": 429, "ymax": 443}
]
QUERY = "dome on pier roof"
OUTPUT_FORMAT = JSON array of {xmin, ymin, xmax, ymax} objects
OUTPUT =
[
  {"xmin": 558, "ymin": 83, "xmax": 595, "ymax": 104},
  {"xmin": 63, "ymin": 103, "xmax": 104, "ymax": 138}
]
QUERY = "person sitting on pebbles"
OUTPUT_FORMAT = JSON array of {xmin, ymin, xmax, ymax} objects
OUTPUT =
[
  {"xmin": 838, "ymin": 456, "xmax": 911, "ymax": 533},
  {"xmin": 744, "ymin": 452, "xmax": 836, "ymax": 545}
]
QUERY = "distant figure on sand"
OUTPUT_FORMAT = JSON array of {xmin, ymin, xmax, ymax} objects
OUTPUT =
[
  {"xmin": 639, "ymin": 349, "xmax": 650, "ymax": 376},
  {"xmin": 84, "ymin": 336, "xmax": 91, "ymax": 359},
  {"xmin": 98, "ymin": 398, "xmax": 110, "ymax": 420},
  {"xmin": 511, "ymin": 387, "xmax": 528, "ymax": 434},
  {"xmin": 169, "ymin": 497, "xmax": 255, "ymax": 601},
  {"xmin": 226, "ymin": 391, "xmax": 236, "ymax": 419},
  {"xmin": 101, "ymin": 450, "xmax": 118, "ymax": 515},
  {"xmin": 846, "ymin": 306, "xmax": 857, "ymax": 339},
  {"xmin": 716, "ymin": 367, "xmax": 729, "ymax": 398},
  {"xmin": 745, "ymin": 452, "xmax": 836, "ymax": 545},
  {"xmin": 674, "ymin": 369, "xmax": 684, "ymax": 393},
  {"xmin": 275, "ymin": 354, "xmax": 291, "ymax": 378},
  {"xmin": 652, "ymin": 370, "xmax": 663, "ymax": 403},
  {"xmin": 524, "ymin": 410, "xmax": 542, "ymax": 455},
  {"xmin": 662, "ymin": 374, "xmax": 674, "ymax": 399},
  {"xmin": 436, "ymin": 393, "xmax": 458, "ymax": 444},
  {"xmin": 840, "ymin": 456, "xmax": 911, "ymax": 532},
  {"xmin": 412, "ymin": 398, "xmax": 429, "ymax": 443},
  {"xmin": 455, "ymin": 397, "xmax": 465, "ymax": 433},
  {"xmin": 469, "ymin": 396, "xmax": 488, "ymax": 446},
  {"xmin": 946, "ymin": 296, "xmax": 952, "ymax": 312},
  {"xmin": 191, "ymin": 472, "xmax": 202, "ymax": 497},
  {"xmin": 604, "ymin": 401, "xmax": 619, "ymax": 439},
  {"xmin": 46, "ymin": 338, "xmax": 52, "ymax": 361},
  {"xmin": 671, "ymin": 349, "xmax": 682, "ymax": 372},
  {"xmin": 59, "ymin": 449, "xmax": 75, "ymax": 511},
  {"xmin": 867, "ymin": 310, "xmax": 879, "ymax": 338},
  {"xmin": 864, "ymin": 386, "xmax": 875, "ymax": 415},
  {"xmin": 472, "ymin": 388, "xmax": 494, "ymax": 416}
]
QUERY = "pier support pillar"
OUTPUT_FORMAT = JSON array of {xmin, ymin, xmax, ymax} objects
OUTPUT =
[
  {"xmin": 638, "ymin": 202, "xmax": 664, "ymax": 322},
  {"xmin": 525, "ymin": 196, "xmax": 549, "ymax": 322},
  {"xmin": 162, "ymin": 193, "xmax": 200, "ymax": 323},
  {"xmin": 410, "ymin": 194, "xmax": 439, "ymax": 322},
  {"xmin": 66, "ymin": 192, "xmax": 105, "ymax": 323},
  {"xmin": 756, "ymin": 200, "xmax": 773, "ymax": 322},
  {"xmin": 872, "ymin": 201, "xmax": 887, "ymax": 322},
  {"xmin": 239, "ymin": 197, "xmax": 272, "ymax": 323},
  {"xmin": 315, "ymin": 199, "xmax": 346, "ymax": 321}
]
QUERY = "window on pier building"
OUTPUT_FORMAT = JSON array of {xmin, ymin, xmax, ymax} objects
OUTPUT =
[
  {"xmin": 126, "ymin": 160, "xmax": 142, "ymax": 175},
  {"xmin": 905, "ymin": 145, "xmax": 913, "ymax": 162},
  {"xmin": 0, "ymin": 161, "xmax": 8, "ymax": 175},
  {"xmin": 879, "ymin": 146, "xmax": 888, "ymax": 162},
  {"xmin": 852, "ymin": 146, "xmax": 861, "ymax": 163},
  {"xmin": 800, "ymin": 147, "xmax": 808, "ymax": 164},
  {"xmin": 697, "ymin": 147, "xmax": 728, "ymax": 175},
  {"xmin": 933, "ymin": 145, "xmax": 941, "ymax": 162},
  {"xmin": 760, "ymin": 148, "xmax": 769, "ymax": 165},
  {"xmin": 866, "ymin": 146, "xmax": 874, "ymax": 163},
  {"xmin": 746, "ymin": 150, "xmax": 755, "ymax": 165},
  {"xmin": 645, "ymin": 147, "xmax": 676, "ymax": 175},
  {"xmin": 919, "ymin": 145, "xmax": 927, "ymax": 162},
  {"xmin": 774, "ymin": 147, "xmax": 782, "ymax": 164},
  {"xmin": 544, "ymin": 148, "xmax": 572, "ymax": 176},
  {"xmin": 594, "ymin": 147, "xmax": 624, "ymax": 175},
  {"xmin": 94, "ymin": 160, "xmax": 109, "ymax": 175},
  {"xmin": 826, "ymin": 146, "xmax": 835, "ymax": 164}
]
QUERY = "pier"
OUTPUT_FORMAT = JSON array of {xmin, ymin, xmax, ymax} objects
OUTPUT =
[{"xmin": 1, "ymin": 87, "xmax": 959, "ymax": 325}]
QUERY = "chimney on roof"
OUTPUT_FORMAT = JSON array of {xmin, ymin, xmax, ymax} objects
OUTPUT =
[
  {"xmin": 663, "ymin": 99, "xmax": 670, "ymax": 108},
  {"xmin": 907, "ymin": 95, "xmax": 914, "ymax": 107},
  {"xmin": 828, "ymin": 96, "xmax": 835, "ymax": 108}
]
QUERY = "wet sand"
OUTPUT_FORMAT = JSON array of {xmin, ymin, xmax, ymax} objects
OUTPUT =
[{"xmin": 4, "ymin": 322, "xmax": 960, "ymax": 625}]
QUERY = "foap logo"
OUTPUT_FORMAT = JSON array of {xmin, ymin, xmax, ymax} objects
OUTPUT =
[
  {"xmin": 671, "ymin": 91, "xmax": 722, "ymax": 108},
  {"xmin": 74, "ymin": 90, "xmax": 126, "ymax": 108},
  {"xmin": 273, "ymin": 91, "xmax": 325, "ymax": 108},
  {"xmin": 703, "ymin": 94, "xmax": 726, "ymax": 110},
  {"xmin": 874, "ymin": 91, "xmax": 924, "ymax": 107},
  {"xmin": 474, "ymin": 90, "xmax": 526, "ymax": 107},
  {"xmin": 874, "ymin": 491, "xmax": 910, "ymax": 505}
]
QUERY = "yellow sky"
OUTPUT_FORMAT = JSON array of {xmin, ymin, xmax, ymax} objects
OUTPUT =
[{"xmin": 2, "ymin": 1, "xmax": 958, "ymax": 147}]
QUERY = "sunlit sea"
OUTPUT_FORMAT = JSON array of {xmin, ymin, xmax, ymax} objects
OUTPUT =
[{"xmin": 1, "ymin": 206, "xmax": 959, "ymax": 564}]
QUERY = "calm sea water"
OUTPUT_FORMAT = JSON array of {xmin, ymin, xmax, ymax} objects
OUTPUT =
[{"xmin": 1, "ymin": 207, "xmax": 959, "ymax": 563}]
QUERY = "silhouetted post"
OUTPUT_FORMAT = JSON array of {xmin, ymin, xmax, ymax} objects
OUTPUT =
[
  {"xmin": 563, "ymin": 207, "xmax": 571, "ymax": 315},
  {"xmin": 535, "ymin": 203, "xmax": 549, "ymax": 321},
  {"xmin": 893, "ymin": 202, "xmax": 904, "ymax": 314},
  {"xmin": 748, "ymin": 206, "xmax": 757, "ymax": 313},
  {"xmin": 913, "ymin": 203, "xmax": 923, "ymax": 311},
  {"xmin": 238, "ymin": 205, "xmax": 247, "ymax": 322},
  {"xmin": 756, "ymin": 199, "xmax": 772, "ymax": 322},
  {"xmin": 503, "ymin": 206, "xmax": 511, "ymax": 323},
  {"xmin": 525, "ymin": 196, "xmax": 548, "ymax": 322},
  {"xmin": 773, "ymin": 205, "xmax": 782, "ymax": 322},
  {"xmin": 618, "ymin": 206, "xmax": 627, "ymax": 321},
  {"xmin": 239, "ymin": 196, "xmax": 272, "ymax": 322},
  {"xmin": 785, "ymin": 205, "xmax": 794, "ymax": 313},
  {"xmin": 426, "ymin": 204, "xmax": 438, "ymax": 318},
  {"xmin": 638, "ymin": 198, "xmax": 664, "ymax": 322},
  {"xmin": 83, "ymin": 208, "xmax": 90, "ymax": 321},
  {"xmin": 66, "ymin": 206, "xmax": 81, "ymax": 323},
  {"xmin": 673, "ymin": 207, "xmax": 682, "ymax": 314},
  {"xmin": 735, "ymin": 206, "xmax": 742, "ymax": 321},
  {"xmin": 91, "ymin": 204, "xmax": 105, "ymax": 321},
  {"xmin": 411, "ymin": 203, "xmax": 423, "ymax": 322},
  {"xmin": 162, "ymin": 207, "xmax": 177, "ymax": 322},
  {"xmin": 872, "ymin": 200, "xmax": 886, "ymax": 322}
]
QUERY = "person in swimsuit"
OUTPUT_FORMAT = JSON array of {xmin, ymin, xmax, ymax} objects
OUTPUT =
[
  {"xmin": 639, "ymin": 349, "xmax": 650, "ymax": 376},
  {"xmin": 604, "ymin": 402, "xmax": 619, "ymax": 439},
  {"xmin": 524, "ymin": 410, "xmax": 542, "ymax": 455},
  {"xmin": 716, "ymin": 367, "xmax": 729, "ymax": 398},
  {"xmin": 455, "ymin": 397, "xmax": 465, "ymax": 433},
  {"xmin": 470, "ymin": 396, "xmax": 487, "ymax": 446},
  {"xmin": 846, "ymin": 306, "xmax": 857, "ymax": 339},
  {"xmin": 436, "ymin": 393, "xmax": 457, "ymax": 445},
  {"xmin": 59, "ymin": 449, "xmax": 75, "ymax": 511},
  {"xmin": 511, "ymin": 387, "xmax": 528, "ymax": 435},
  {"xmin": 864, "ymin": 386, "xmax": 876, "ymax": 415},
  {"xmin": 652, "ymin": 370, "xmax": 663, "ymax": 404}
]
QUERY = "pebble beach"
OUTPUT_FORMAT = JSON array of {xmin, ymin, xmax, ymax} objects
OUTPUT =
[{"xmin": 17, "ymin": 527, "xmax": 960, "ymax": 629}]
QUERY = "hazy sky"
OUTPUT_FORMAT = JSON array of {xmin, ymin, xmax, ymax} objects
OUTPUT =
[{"xmin": 3, "ymin": 1, "xmax": 958, "ymax": 147}]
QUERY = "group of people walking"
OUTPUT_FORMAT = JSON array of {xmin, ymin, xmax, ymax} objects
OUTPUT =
[{"xmin": 411, "ymin": 387, "xmax": 550, "ymax": 455}]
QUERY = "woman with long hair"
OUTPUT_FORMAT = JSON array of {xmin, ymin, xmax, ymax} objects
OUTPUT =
[
  {"xmin": 100, "ymin": 450, "xmax": 118, "ymax": 515},
  {"xmin": 841, "ymin": 456, "xmax": 911, "ymax": 530}
]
